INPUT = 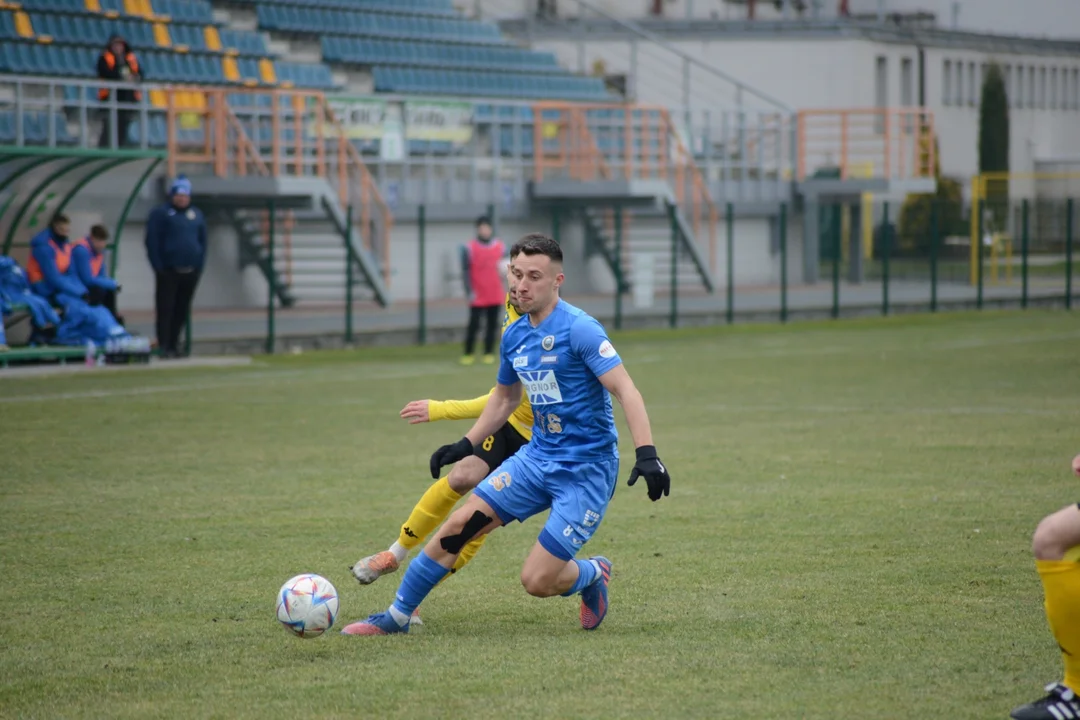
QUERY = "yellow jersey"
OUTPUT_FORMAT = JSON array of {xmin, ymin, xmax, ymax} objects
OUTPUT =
[{"xmin": 428, "ymin": 293, "xmax": 534, "ymax": 440}]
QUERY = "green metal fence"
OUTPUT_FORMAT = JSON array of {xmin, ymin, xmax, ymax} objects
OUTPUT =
[{"xmin": 193, "ymin": 196, "xmax": 1078, "ymax": 357}]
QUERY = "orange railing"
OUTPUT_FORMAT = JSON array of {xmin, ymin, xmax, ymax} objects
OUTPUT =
[
  {"xmin": 532, "ymin": 102, "xmax": 719, "ymax": 272},
  {"xmin": 796, "ymin": 108, "xmax": 936, "ymax": 182},
  {"xmin": 164, "ymin": 87, "xmax": 392, "ymax": 289}
]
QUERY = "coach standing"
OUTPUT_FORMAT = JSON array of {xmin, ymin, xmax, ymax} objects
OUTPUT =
[
  {"xmin": 145, "ymin": 176, "xmax": 206, "ymax": 359},
  {"xmin": 458, "ymin": 216, "xmax": 506, "ymax": 366}
]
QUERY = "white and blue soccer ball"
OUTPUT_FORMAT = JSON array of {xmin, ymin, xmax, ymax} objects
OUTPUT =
[{"xmin": 276, "ymin": 573, "xmax": 339, "ymax": 638}]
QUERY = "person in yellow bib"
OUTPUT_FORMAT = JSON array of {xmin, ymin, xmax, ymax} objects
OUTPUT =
[{"xmin": 350, "ymin": 285, "xmax": 532, "ymax": 596}]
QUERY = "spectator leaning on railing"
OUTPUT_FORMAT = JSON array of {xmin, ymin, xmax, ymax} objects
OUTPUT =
[{"xmin": 97, "ymin": 34, "xmax": 141, "ymax": 149}]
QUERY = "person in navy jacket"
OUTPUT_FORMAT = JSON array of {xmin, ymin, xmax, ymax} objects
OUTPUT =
[
  {"xmin": 145, "ymin": 175, "xmax": 206, "ymax": 358},
  {"xmin": 70, "ymin": 224, "xmax": 122, "ymax": 324}
]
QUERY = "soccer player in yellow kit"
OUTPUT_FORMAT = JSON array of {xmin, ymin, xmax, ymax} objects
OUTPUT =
[
  {"xmin": 350, "ymin": 289, "xmax": 532, "ymax": 592},
  {"xmin": 1011, "ymin": 454, "xmax": 1080, "ymax": 720}
]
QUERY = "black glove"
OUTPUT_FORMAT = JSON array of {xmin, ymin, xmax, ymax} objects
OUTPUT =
[
  {"xmin": 430, "ymin": 437, "xmax": 474, "ymax": 479},
  {"xmin": 627, "ymin": 445, "xmax": 670, "ymax": 501}
]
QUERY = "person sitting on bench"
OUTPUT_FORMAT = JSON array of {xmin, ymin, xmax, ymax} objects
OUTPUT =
[
  {"xmin": 27, "ymin": 213, "xmax": 88, "ymax": 306},
  {"xmin": 70, "ymin": 224, "xmax": 123, "ymax": 325},
  {"xmin": 0, "ymin": 256, "xmax": 62, "ymax": 345}
]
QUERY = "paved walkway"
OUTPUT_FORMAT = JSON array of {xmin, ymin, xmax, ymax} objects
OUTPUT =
[{"xmin": 112, "ymin": 278, "xmax": 1075, "ymax": 353}]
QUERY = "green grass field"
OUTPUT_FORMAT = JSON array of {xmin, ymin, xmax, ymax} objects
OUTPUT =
[{"xmin": 2, "ymin": 311, "xmax": 1079, "ymax": 719}]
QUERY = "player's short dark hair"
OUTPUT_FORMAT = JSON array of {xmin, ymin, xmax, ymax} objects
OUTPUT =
[
  {"xmin": 510, "ymin": 233, "xmax": 562, "ymax": 264},
  {"xmin": 476, "ymin": 215, "xmax": 492, "ymax": 227},
  {"xmin": 51, "ymin": 212, "xmax": 70, "ymax": 226},
  {"xmin": 89, "ymin": 224, "xmax": 109, "ymax": 240}
]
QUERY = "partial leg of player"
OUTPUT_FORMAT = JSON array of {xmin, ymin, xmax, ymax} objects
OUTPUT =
[{"xmin": 1011, "ymin": 490, "xmax": 1080, "ymax": 720}]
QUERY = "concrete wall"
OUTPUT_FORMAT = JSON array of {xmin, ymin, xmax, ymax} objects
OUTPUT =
[
  {"xmin": 534, "ymin": 34, "xmax": 1080, "ymax": 183},
  {"xmin": 484, "ymin": 0, "xmax": 1080, "ymax": 37},
  {"xmin": 102, "ymin": 206, "xmax": 802, "ymax": 310}
]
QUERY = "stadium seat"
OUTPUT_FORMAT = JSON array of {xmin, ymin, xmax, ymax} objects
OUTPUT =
[{"xmin": 372, "ymin": 66, "xmax": 611, "ymax": 101}]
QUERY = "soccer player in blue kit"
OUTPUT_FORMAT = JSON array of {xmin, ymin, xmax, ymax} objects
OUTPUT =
[{"xmin": 342, "ymin": 233, "xmax": 671, "ymax": 636}]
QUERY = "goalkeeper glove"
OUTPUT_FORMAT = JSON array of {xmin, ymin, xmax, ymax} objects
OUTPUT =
[
  {"xmin": 627, "ymin": 445, "xmax": 670, "ymax": 502},
  {"xmin": 430, "ymin": 437, "xmax": 474, "ymax": 479}
]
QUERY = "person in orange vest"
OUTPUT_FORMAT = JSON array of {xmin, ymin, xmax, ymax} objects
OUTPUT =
[
  {"xmin": 70, "ymin": 224, "xmax": 122, "ymax": 324},
  {"xmin": 97, "ymin": 34, "xmax": 141, "ymax": 148},
  {"xmin": 459, "ymin": 216, "xmax": 507, "ymax": 366},
  {"xmin": 27, "ymin": 212, "xmax": 88, "ymax": 304}
]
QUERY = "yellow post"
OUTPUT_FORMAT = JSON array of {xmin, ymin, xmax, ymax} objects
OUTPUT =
[{"xmin": 970, "ymin": 174, "xmax": 982, "ymax": 286}]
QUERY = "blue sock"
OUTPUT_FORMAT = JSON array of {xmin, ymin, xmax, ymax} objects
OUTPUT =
[
  {"xmin": 560, "ymin": 558, "xmax": 600, "ymax": 597},
  {"xmin": 388, "ymin": 551, "xmax": 451, "ymax": 625}
]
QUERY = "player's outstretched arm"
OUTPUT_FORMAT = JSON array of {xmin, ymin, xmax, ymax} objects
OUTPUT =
[
  {"xmin": 428, "ymin": 381, "xmax": 522, "ymax": 479},
  {"xmin": 400, "ymin": 390, "xmax": 494, "ymax": 425},
  {"xmin": 598, "ymin": 365, "xmax": 671, "ymax": 501}
]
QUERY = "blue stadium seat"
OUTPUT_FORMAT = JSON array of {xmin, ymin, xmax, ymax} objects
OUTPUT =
[{"xmin": 373, "ymin": 66, "xmax": 610, "ymax": 101}]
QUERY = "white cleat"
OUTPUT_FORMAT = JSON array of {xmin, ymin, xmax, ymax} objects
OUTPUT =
[
  {"xmin": 410, "ymin": 609, "xmax": 423, "ymax": 627},
  {"xmin": 349, "ymin": 550, "xmax": 400, "ymax": 585}
]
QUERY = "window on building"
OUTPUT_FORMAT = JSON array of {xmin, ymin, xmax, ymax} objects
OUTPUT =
[
  {"xmin": 1039, "ymin": 66, "xmax": 1047, "ymax": 109},
  {"xmin": 943, "ymin": 60, "xmax": 952, "ymax": 105},
  {"xmin": 1003, "ymin": 65, "xmax": 1011, "ymax": 106},
  {"xmin": 1074, "ymin": 68, "xmax": 1079, "ymax": 110},
  {"xmin": 956, "ymin": 61, "xmax": 964, "ymax": 106},
  {"xmin": 968, "ymin": 62, "xmax": 976, "ymax": 106},
  {"xmin": 901, "ymin": 57, "xmax": 913, "ymax": 106},
  {"xmin": 1016, "ymin": 64, "xmax": 1023, "ymax": 109},
  {"xmin": 1029, "ymin": 66, "xmax": 1036, "ymax": 108},
  {"xmin": 1051, "ymin": 67, "xmax": 1058, "ymax": 110},
  {"xmin": 875, "ymin": 56, "xmax": 887, "ymax": 133}
]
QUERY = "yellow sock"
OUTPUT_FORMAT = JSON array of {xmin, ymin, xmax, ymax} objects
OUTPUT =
[
  {"xmin": 435, "ymin": 533, "xmax": 489, "ymax": 587},
  {"xmin": 451, "ymin": 533, "xmax": 487, "ymax": 574},
  {"xmin": 398, "ymin": 477, "xmax": 461, "ymax": 551},
  {"xmin": 1037, "ymin": 558, "xmax": 1080, "ymax": 691}
]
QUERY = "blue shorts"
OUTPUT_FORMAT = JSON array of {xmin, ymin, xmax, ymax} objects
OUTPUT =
[{"xmin": 473, "ymin": 449, "xmax": 619, "ymax": 561}]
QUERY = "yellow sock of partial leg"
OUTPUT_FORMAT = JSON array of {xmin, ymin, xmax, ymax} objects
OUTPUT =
[
  {"xmin": 1038, "ymin": 558, "xmax": 1080, "ymax": 691},
  {"xmin": 434, "ymin": 533, "xmax": 489, "ymax": 587},
  {"xmin": 452, "ymin": 533, "xmax": 487, "ymax": 573},
  {"xmin": 397, "ymin": 477, "xmax": 461, "ymax": 551}
]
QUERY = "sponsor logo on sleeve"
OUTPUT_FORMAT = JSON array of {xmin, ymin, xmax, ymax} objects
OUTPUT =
[{"xmin": 598, "ymin": 340, "xmax": 617, "ymax": 359}]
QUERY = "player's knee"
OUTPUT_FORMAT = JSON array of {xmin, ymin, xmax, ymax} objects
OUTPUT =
[
  {"xmin": 1033, "ymin": 515, "xmax": 1069, "ymax": 560},
  {"xmin": 447, "ymin": 458, "xmax": 486, "ymax": 494},
  {"xmin": 439, "ymin": 508, "xmax": 493, "ymax": 556},
  {"xmin": 519, "ymin": 567, "xmax": 559, "ymax": 598}
]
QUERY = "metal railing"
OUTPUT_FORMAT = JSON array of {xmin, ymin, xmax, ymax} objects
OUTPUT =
[
  {"xmin": 161, "ymin": 86, "xmax": 393, "ymax": 287},
  {"xmin": 531, "ymin": 101, "xmax": 719, "ymax": 270},
  {"xmin": 796, "ymin": 107, "xmax": 936, "ymax": 181}
]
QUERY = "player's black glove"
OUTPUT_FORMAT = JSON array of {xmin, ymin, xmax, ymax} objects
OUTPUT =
[
  {"xmin": 627, "ymin": 445, "xmax": 670, "ymax": 502},
  {"xmin": 430, "ymin": 437, "xmax": 474, "ymax": 479}
]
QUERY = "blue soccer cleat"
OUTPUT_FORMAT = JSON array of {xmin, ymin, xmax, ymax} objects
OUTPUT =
[
  {"xmin": 579, "ymin": 556, "xmax": 611, "ymax": 630},
  {"xmin": 340, "ymin": 611, "xmax": 409, "ymax": 636}
]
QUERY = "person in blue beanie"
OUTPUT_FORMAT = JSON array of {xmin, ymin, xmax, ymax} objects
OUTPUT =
[{"xmin": 145, "ymin": 175, "xmax": 206, "ymax": 358}]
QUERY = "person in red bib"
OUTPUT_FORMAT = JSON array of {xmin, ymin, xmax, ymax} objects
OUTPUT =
[
  {"xmin": 459, "ymin": 216, "xmax": 506, "ymax": 366},
  {"xmin": 70, "ymin": 224, "xmax": 122, "ymax": 324},
  {"xmin": 27, "ymin": 213, "xmax": 88, "ymax": 304}
]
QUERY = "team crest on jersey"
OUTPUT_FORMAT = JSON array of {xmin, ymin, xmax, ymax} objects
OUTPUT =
[
  {"xmin": 542, "ymin": 335, "xmax": 555, "ymax": 351},
  {"xmin": 517, "ymin": 370, "xmax": 562, "ymax": 405}
]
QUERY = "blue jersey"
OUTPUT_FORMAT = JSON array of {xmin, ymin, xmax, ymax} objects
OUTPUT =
[{"xmin": 497, "ymin": 299, "xmax": 622, "ymax": 461}]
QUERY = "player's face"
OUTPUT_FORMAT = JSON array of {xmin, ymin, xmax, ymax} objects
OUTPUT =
[
  {"xmin": 506, "ymin": 263, "xmax": 522, "ymax": 312},
  {"xmin": 511, "ymin": 253, "xmax": 563, "ymax": 314}
]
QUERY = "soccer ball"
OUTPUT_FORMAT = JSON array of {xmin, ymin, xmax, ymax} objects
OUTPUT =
[{"xmin": 276, "ymin": 573, "xmax": 339, "ymax": 638}]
